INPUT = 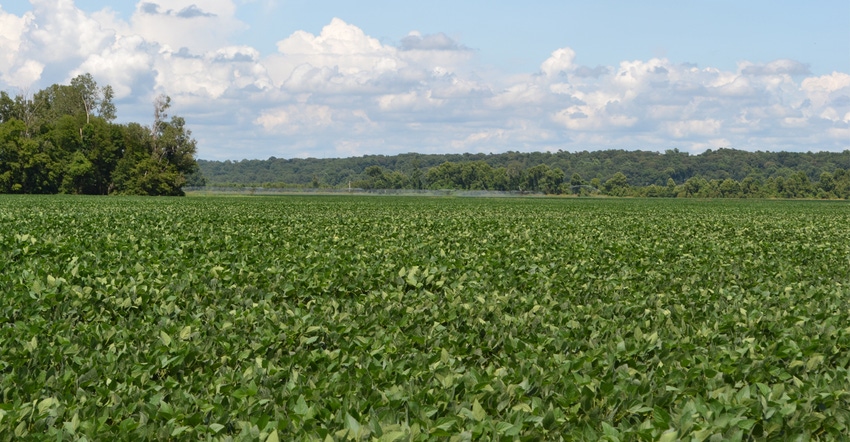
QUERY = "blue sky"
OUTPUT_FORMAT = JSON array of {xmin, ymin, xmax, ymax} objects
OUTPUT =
[{"xmin": 0, "ymin": 0, "xmax": 848, "ymax": 160}]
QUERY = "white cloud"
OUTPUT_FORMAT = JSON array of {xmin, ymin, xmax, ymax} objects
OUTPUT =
[
  {"xmin": 489, "ymin": 82, "xmax": 548, "ymax": 109},
  {"xmin": 0, "ymin": 2, "xmax": 846, "ymax": 159},
  {"xmin": 711, "ymin": 74, "xmax": 755, "ymax": 97},
  {"xmin": 540, "ymin": 48, "xmax": 575, "ymax": 77},
  {"xmin": 263, "ymin": 18, "xmax": 476, "ymax": 99},
  {"xmin": 664, "ymin": 119, "xmax": 722, "ymax": 138},
  {"xmin": 802, "ymin": 72, "xmax": 850, "ymax": 94},
  {"xmin": 25, "ymin": 0, "xmax": 115, "ymax": 63},
  {"xmin": 0, "ymin": 7, "xmax": 34, "ymax": 85},
  {"xmin": 255, "ymin": 103, "xmax": 373, "ymax": 136},
  {"xmin": 131, "ymin": 0, "xmax": 245, "ymax": 53},
  {"xmin": 4, "ymin": 60, "xmax": 45, "ymax": 88},
  {"xmin": 265, "ymin": 18, "xmax": 398, "ymax": 90},
  {"xmin": 553, "ymin": 106, "xmax": 638, "ymax": 131},
  {"xmin": 740, "ymin": 59, "xmax": 811, "ymax": 77},
  {"xmin": 256, "ymin": 104, "xmax": 333, "ymax": 133},
  {"xmin": 377, "ymin": 90, "xmax": 444, "ymax": 111},
  {"xmin": 401, "ymin": 31, "xmax": 463, "ymax": 51},
  {"xmin": 73, "ymin": 34, "xmax": 154, "ymax": 98},
  {"xmin": 1, "ymin": 0, "xmax": 114, "ymax": 87},
  {"xmin": 450, "ymin": 129, "xmax": 505, "ymax": 150},
  {"xmin": 801, "ymin": 72, "xmax": 850, "ymax": 110}
]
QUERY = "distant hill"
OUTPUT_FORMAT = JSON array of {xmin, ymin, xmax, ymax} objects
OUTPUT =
[{"xmin": 198, "ymin": 148, "xmax": 850, "ymax": 188}]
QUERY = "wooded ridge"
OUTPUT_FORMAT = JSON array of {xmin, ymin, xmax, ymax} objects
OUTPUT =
[{"xmin": 198, "ymin": 149, "xmax": 850, "ymax": 198}]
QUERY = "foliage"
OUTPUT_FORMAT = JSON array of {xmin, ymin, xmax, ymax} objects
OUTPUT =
[
  {"xmin": 0, "ymin": 75, "xmax": 200, "ymax": 195},
  {"xmin": 197, "ymin": 149, "xmax": 850, "ymax": 198},
  {"xmin": 1, "ymin": 195, "xmax": 849, "ymax": 440}
]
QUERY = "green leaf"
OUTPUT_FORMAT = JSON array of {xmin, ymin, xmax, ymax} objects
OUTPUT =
[
  {"xmin": 27, "ymin": 336, "xmax": 38, "ymax": 352},
  {"xmin": 780, "ymin": 402, "xmax": 797, "ymax": 416},
  {"xmin": 653, "ymin": 406, "xmax": 671, "ymax": 427},
  {"xmin": 63, "ymin": 412, "xmax": 80, "ymax": 434},
  {"xmin": 267, "ymin": 429, "xmax": 280, "ymax": 442},
  {"xmin": 472, "ymin": 400, "xmax": 486, "ymax": 421},
  {"xmin": 209, "ymin": 423, "xmax": 225, "ymax": 433},
  {"xmin": 160, "ymin": 330, "xmax": 172, "ymax": 346},
  {"xmin": 31, "ymin": 278, "xmax": 43, "ymax": 295},
  {"xmin": 406, "ymin": 266, "xmax": 419, "ymax": 286},
  {"xmin": 293, "ymin": 395, "xmax": 310, "ymax": 417},
  {"xmin": 171, "ymin": 426, "xmax": 190, "ymax": 436},
  {"xmin": 542, "ymin": 408, "xmax": 555, "ymax": 429},
  {"xmin": 432, "ymin": 417, "xmax": 455, "ymax": 432},
  {"xmin": 37, "ymin": 397, "xmax": 57, "ymax": 414},
  {"xmin": 14, "ymin": 420, "xmax": 27, "ymax": 438},
  {"xmin": 495, "ymin": 421, "xmax": 521, "ymax": 436},
  {"xmin": 692, "ymin": 428, "xmax": 713, "ymax": 442},
  {"xmin": 806, "ymin": 354, "xmax": 824, "ymax": 370},
  {"xmin": 380, "ymin": 431, "xmax": 406, "ymax": 442},
  {"xmin": 628, "ymin": 405, "xmax": 653, "ymax": 414},
  {"xmin": 658, "ymin": 430, "xmax": 678, "ymax": 442},
  {"xmin": 601, "ymin": 422, "xmax": 620, "ymax": 440},
  {"xmin": 737, "ymin": 419, "xmax": 756, "ymax": 431},
  {"xmin": 345, "ymin": 413, "xmax": 361, "ymax": 435}
]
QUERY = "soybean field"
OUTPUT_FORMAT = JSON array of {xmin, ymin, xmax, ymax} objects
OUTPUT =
[{"xmin": 1, "ymin": 195, "xmax": 849, "ymax": 440}]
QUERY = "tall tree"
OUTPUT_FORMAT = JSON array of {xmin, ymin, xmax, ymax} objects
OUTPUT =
[
  {"xmin": 13, "ymin": 90, "xmax": 46, "ymax": 138},
  {"xmin": 69, "ymin": 73, "xmax": 116, "ymax": 124},
  {"xmin": 112, "ymin": 96, "xmax": 197, "ymax": 196},
  {"xmin": 0, "ymin": 91, "xmax": 14, "ymax": 123}
]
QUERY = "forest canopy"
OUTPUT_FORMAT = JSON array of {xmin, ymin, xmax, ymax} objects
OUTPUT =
[
  {"xmin": 0, "ymin": 74, "xmax": 200, "ymax": 195},
  {"xmin": 198, "ymin": 149, "xmax": 850, "ymax": 199}
]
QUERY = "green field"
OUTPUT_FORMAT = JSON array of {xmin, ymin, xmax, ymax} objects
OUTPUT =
[{"xmin": 1, "ymin": 196, "xmax": 849, "ymax": 440}]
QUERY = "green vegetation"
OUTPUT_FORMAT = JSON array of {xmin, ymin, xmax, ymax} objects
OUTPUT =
[
  {"xmin": 198, "ymin": 149, "xmax": 850, "ymax": 198},
  {"xmin": 0, "ymin": 74, "xmax": 200, "ymax": 195},
  {"xmin": 2, "ymin": 195, "xmax": 849, "ymax": 440}
]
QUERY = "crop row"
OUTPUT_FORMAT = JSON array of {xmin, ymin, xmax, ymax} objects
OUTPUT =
[{"xmin": 1, "ymin": 196, "xmax": 849, "ymax": 440}]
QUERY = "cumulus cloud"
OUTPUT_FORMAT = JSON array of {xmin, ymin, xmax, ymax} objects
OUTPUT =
[
  {"xmin": 256, "ymin": 104, "xmax": 334, "ymax": 133},
  {"xmin": 540, "ymin": 48, "xmax": 576, "ymax": 77},
  {"xmin": 72, "ymin": 34, "xmax": 155, "ymax": 98},
  {"xmin": 0, "ymin": 2, "xmax": 846, "ymax": 159},
  {"xmin": 175, "ymin": 5, "xmax": 217, "ymax": 19},
  {"xmin": 377, "ymin": 90, "xmax": 444, "ymax": 112},
  {"xmin": 0, "ymin": 7, "xmax": 36, "ymax": 85},
  {"xmin": 262, "ymin": 18, "xmax": 477, "ymax": 100},
  {"xmin": 25, "ymin": 0, "xmax": 114, "ymax": 63},
  {"xmin": 255, "ymin": 103, "xmax": 374, "ymax": 140},
  {"xmin": 400, "ymin": 32, "xmax": 465, "ymax": 51},
  {"xmin": 801, "ymin": 72, "xmax": 850, "ymax": 109},
  {"xmin": 131, "ymin": 0, "xmax": 244, "ymax": 53},
  {"xmin": 740, "ymin": 59, "xmax": 811, "ymax": 76},
  {"xmin": 664, "ymin": 119, "xmax": 723, "ymax": 138},
  {"xmin": 573, "ymin": 65, "xmax": 610, "ymax": 78},
  {"xmin": 263, "ymin": 18, "xmax": 399, "ymax": 92},
  {"xmin": 139, "ymin": 3, "xmax": 160, "ymax": 14}
]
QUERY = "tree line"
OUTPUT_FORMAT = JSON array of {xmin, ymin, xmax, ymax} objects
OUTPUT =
[
  {"xmin": 0, "ymin": 74, "xmax": 200, "ymax": 195},
  {"xmin": 198, "ymin": 149, "xmax": 850, "ymax": 198}
]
